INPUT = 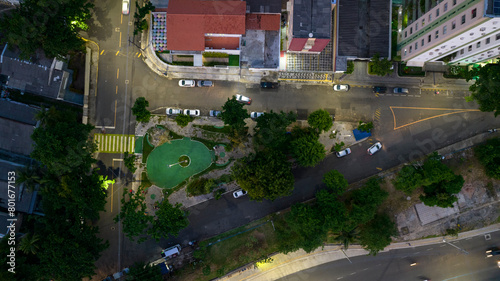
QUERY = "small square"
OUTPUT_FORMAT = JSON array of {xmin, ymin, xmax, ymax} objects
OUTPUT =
[{"xmin": 485, "ymin": 234, "xmax": 491, "ymax": 240}]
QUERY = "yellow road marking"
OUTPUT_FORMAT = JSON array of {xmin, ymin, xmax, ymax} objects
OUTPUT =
[
  {"xmin": 117, "ymin": 68, "xmax": 119, "ymax": 79},
  {"xmin": 116, "ymin": 85, "xmax": 118, "ymax": 95},
  {"xmin": 138, "ymin": 53, "xmax": 142, "ymax": 58},
  {"xmin": 119, "ymin": 32, "xmax": 122, "ymax": 48},
  {"xmin": 390, "ymin": 106, "xmax": 480, "ymax": 130},
  {"xmin": 279, "ymin": 78, "xmax": 330, "ymax": 82},
  {"xmin": 116, "ymin": 50, "xmax": 120, "ymax": 56},
  {"xmin": 376, "ymin": 167, "xmax": 382, "ymax": 171},
  {"xmin": 121, "ymin": 14, "xmax": 123, "ymax": 25},
  {"xmin": 100, "ymin": 50, "xmax": 104, "ymax": 55}
]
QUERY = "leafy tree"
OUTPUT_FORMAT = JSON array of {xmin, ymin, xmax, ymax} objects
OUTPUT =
[
  {"xmin": 124, "ymin": 152, "xmax": 137, "ymax": 173},
  {"xmin": 126, "ymin": 261, "xmax": 162, "ymax": 281},
  {"xmin": 322, "ymin": 170, "xmax": 348, "ymax": 196},
  {"xmin": 370, "ymin": 53, "xmax": 393, "ymax": 76},
  {"xmin": 284, "ymin": 203, "xmax": 327, "ymax": 253},
  {"xmin": 148, "ymin": 202, "xmax": 189, "ymax": 241},
  {"xmin": 334, "ymin": 227, "xmax": 359, "ymax": 250},
  {"xmin": 333, "ymin": 141, "xmax": 345, "ymax": 152},
  {"xmin": 345, "ymin": 60, "xmax": 354, "ymax": 74},
  {"xmin": 464, "ymin": 64, "xmax": 500, "ymax": 116},
  {"xmin": 19, "ymin": 233, "xmax": 40, "ymax": 255},
  {"xmin": 307, "ymin": 109, "xmax": 333, "ymax": 132},
  {"xmin": 134, "ymin": 1, "xmax": 155, "ymax": 35},
  {"xmin": 393, "ymin": 165, "xmax": 423, "ymax": 194},
  {"xmin": 16, "ymin": 164, "xmax": 47, "ymax": 191},
  {"xmin": 475, "ymin": 138, "xmax": 500, "ymax": 179},
  {"xmin": 232, "ymin": 149, "xmax": 294, "ymax": 201},
  {"xmin": 220, "ymin": 97, "xmax": 249, "ymax": 131},
  {"xmin": 357, "ymin": 121, "xmax": 374, "ymax": 133},
  {"xmin": 254, "ymin": 110, "xmax": 296, "ymax": 151},
  {"xmin": 115, "ymin": 187, "xmax": 153, "ymax": 242},
  {"xmin": 315, "ymin": 189, "xmax": 348, "ymax": 231},
  {"xmin": 175, "ymin": 113, "xmax": 194, "ymax": 127},
  {"xmin": 419, "ymin": 175, "xmax": 464, "ymax": 208},
  {"xmin": 31, "ymin": 107, "xmax": 96, "ymax": 176},
  {"xmin": 187, "ymin": 178, "xmax": 211, "ymax": 196},
  {"xmin": 0, "ymin": 0, "xmax": 93, "ymax": 59},
  {"xmin": 132, "ymin": 97, "xmax": 151, "ymax": 123},
  {"xmin": 359, "ymin": 213, "xmax": 397, "ymax": 255},
  {"xmin": 290, "ymin": 128, "xmax": 325, "ymax": 167},
  {"xmin": 347, "ymin": 178, "xmax": 388, "ymax": 227}
]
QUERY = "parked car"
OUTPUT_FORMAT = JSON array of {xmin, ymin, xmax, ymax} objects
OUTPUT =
[
  {"xmin": 486, "ymin": 248, "xmax": 500, "ymax": 257},
  {"xmin": 183, "ymin": 109, "xmax": 200, "ymax": 116},
  {"xmin": 233, "ymin": 189, "xmax": 248, "ymax": 198},
  {"xmin": 250, "ymin": 112, "xmax": 264, "ymax": 119},
  {"xmin": 166, "ymin": 108, "xmax": 182, "ymax": 115},
  {"xmin": 333, "ymin": 84, "xmax": 350, "ymax": 92},
  {"xmin": 336, "ymin": 148, "xmax": 351, "ymax": 158},
  {"xmin": 235, "ymin": 94, "xmax": 252, "ymax": 105},
  {"xmin": 197, "ymin": 80, "xmax": 214, "ymax": 87},
  {"xmin": 372, "ymin": 86, "xmax": 387, "ymax": 93},
  {"xmin": 367, "ymin": 142, "xmax": 382, "ymax": 155},
  {"xmin": 393, "ymin": 87, "xmax": 409, "ymax": 94},
  {"xmin": 209, "ymin": 110, "xmax": 221, "ymax": 117},
  {"xmin": 260, "ymin": 82, "xmax": 279, "ymax": 89},
  {"xmin": 122, "ymin": 0, "xmax": 130, "ymax": 14},
  {"xmin": 161, "ymin": 244, "xmax": 181, "ymax": 259},
  {"xmin": 178, "ymin": 80, "xmax": 196, "ymax": 87}
]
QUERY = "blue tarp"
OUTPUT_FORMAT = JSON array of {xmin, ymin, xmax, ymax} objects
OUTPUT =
[{"xmin": 353, "ymin": 129, "xmax": 371, "ymax": 141}]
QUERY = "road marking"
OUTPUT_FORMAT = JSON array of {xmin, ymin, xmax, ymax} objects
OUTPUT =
[
  {"xmin": 114, "ymin": 100, "xmax": 117, "ymax": 128},
  {"xmin": 376, "ymin": 167, "xmax": 382, "ymax": 171},
  {"xmin": 119, "ymin": 32, "xmax": 122, "ymax": 48},
  {"xmin": 138, "ymin": 53, "xmax": 142, "ymax": 58},
  {"xmin": 95, "ymin": 133, "xmax": 136, "ymax": 153},
  {"xmin": 337, "ymin": 277, "xmax": 343, "ymax": 280},
  {"xmin": 349, "ymin": 272, "xmax": 356, "ymax": 275},
  {"xmin": 390, "ymin": 106, "xmax": 480, "ymax": 130},
  {"xmin": 116, "ymin": 50, "xmax": 120, "ymax": 56},
  {"xmin": 117, "ymin": 68, "xmax": 119, "ymax": 79},
  {"xmin": 116, "ymin": 85, "xmax": 118, "ymax": 95},
  {"xmin": 120, "ymin": 14, "xmax": 123, "ymax": 24},
  {"xmin": 426, "ymin": 248, "xmax": 433, "ymax": 251},
  {"xmin": 100, "ymin": 50, "xmax": 104, "ymax": 55},
  {"xmin": 125, "ymin": 80, "xmax": 129, "ymax": 84}
]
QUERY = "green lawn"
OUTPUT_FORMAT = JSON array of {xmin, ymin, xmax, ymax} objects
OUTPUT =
[{"xmin": 229, "ymin": 55, "xmax": 240, "ymax": 66}]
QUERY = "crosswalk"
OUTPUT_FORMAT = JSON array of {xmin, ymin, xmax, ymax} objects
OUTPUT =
[{"xmin": 94, "ymin": 134, "xmax": 135, "ymax": 153}]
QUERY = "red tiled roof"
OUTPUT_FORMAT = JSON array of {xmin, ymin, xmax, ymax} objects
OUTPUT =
[
  {"xmin": 166, "ymin": 0, "xmax": 246, "ymax": 51},
  {"xmin": 246, "ymin": 14, "xmax": 281, "ymax": 30},
  {"xmin": 205, "ymin": 36, "xmax": 240, "ymax": 50},
  {"xmin": 309, "ymin": 39, "xmax": 330, "ymax": 52},
  {"xmin": 288, "ymin": 38, "xmax": 307, "ymax": 51}
]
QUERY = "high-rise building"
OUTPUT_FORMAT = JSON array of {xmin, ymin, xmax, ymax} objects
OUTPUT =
[{"xmin": 399, "ymin": 0, "xmax": 500, "ymax": 67}]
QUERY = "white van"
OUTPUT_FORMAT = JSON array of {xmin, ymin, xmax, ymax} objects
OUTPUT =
[{"xmin": 161, "ymin": 244, "xmax": 181, "ymax": 259}]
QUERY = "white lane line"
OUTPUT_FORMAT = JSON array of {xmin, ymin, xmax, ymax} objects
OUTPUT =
[{"xmin": 426, "ymin": 248, "xmax": 433, "ymax": 251}]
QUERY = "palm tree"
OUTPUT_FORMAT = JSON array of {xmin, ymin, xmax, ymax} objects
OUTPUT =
[
  {"xmin": 334, "ymin": 227, "xmax": 359, "ymax": 250},
  {"xmin": 16, "ymin": 164, "xmax": 45, "ymax": 192},
  {"xmin": 19, "ymin": 233, "xmax": 40, "ymax": 255}
]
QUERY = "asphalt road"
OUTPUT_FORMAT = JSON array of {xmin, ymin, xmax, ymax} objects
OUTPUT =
[
  {"xmin": 82, "ymin": 0, "xmax": 500, "ymax": 276},
  {"xmin": 276, "ymin": 230, "xmax": 500, "ymax": 281}
]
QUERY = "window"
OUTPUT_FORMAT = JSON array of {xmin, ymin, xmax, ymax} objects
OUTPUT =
[
  {"xmin": 410, "ymin": 46, "xmax": 412, "ymax": 53},
  {"xmin": 404, "ymin": 49, "xmax": 407, "ymax": 56},
  {"xmin": 429, "ymin": 14, "xmax": 432, "ymax": 21},
  {"xmin": 486, "ymin": 38, "xmax": 491, "ymax": 44},
  {"xmin": 416, "ymin": 23, "xmax": 418, "ymax": 31},
  {"xmin": 435, "ymin": 30, "xmax": 439, "ymax": 39},
  {"xmin": 443, "ymin": 25, "xmax": 447, "ymax": 35},
  {"xmin": 410, "ymin": 27, "xmax": 413, "ymax": 34},
  {"xmin": 452, "ymin": 20, "xmax": 456, "ymax": 29},
  {"xmin": 497, "ymin": 33, "xmax": 500, "ymax": 40},
  {"xmin": 422, "ymin": 39, "xmax": 425, "ymax": 46},
  {"xmin": 477, "ymin": 42, "xmax": 481, "ymax": 48},
  {"xmin": 453, "ymin": 0, "xmax": 457, "ymax": 5},
  {"xmin": 444, "ymin": 3, "xmax": 448, "ymax": 12},
  {"xmin": 460, "ymin": 49, "xmax": 464, "ymax": 55},
  {"xmin": 436, "ymin": 9, "xmax": 440, "ymax": 17},
  {"xmin": 405, "ymin": 31, "xmax": 407, "ymax": 38},
  {"xmin": 468, "ymin": 45, "xmax": 472, "ymax": 51},
  {"xmin": 472, "ymin": 8, "xmax": 477, "ymax": 19},
  {"xmin": 415, "ymin": 42, "xmax": 418, "ymax": 50},
  {"xmin": 422, "ymin": 19, "xmax": 425, "ymax": 26},
  {"xmin": 428, "ymin": 35, "xmax": 432, "ymax": 42},
  {"xmin": 462, "ymin": 15, "xmax": 466, "ymax": 24}
]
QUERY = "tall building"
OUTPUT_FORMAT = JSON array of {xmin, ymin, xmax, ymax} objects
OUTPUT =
[{"xmin": 399, "ymin": 0, "xmax": 500, "ymax": 67}]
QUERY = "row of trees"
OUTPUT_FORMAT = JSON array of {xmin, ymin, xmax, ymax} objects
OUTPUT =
[
  {"xmin": 275, "ymin": 171, "xmax": 396, "ymax": 255},
  {"xmin": 0, "ymin": 107, "xmax": 109, "ymax": 280}
]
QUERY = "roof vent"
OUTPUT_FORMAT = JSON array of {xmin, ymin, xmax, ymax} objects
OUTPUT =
[{"xmin": 309, "ymin": 33, "xmax": 313, "ymax": 38}]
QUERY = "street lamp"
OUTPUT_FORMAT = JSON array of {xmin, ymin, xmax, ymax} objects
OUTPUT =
[{"xmin": 443, "ymin": 238, "xmax": 469, "ymax": 255}]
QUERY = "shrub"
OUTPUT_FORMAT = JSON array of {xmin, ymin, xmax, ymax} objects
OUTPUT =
[
  {"xmin": 357, "ymin": 121, "xmax": 374, "ymax": 133},
  {"xmin": 187, "ymin": 178, "xmax": 211, "ymax": 196},
  {"xmin": 175, "ymin": 114, "xmax": 194, "ymax": 127},
  {"xmin": 124, "ymin": 152, "xmax": 137, "ymax": 173},
  {"xmin": 345, "ymin": 61, "xmax": 354, "ymax": 74},
  {"xmin": 202, "ymin": 52, "xmax": 229, "ymax": 58}
]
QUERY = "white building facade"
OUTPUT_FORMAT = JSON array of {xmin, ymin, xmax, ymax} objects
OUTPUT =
[{"xmin": 399, "ymin": 0, "xmax": 500, "ymax": 66}]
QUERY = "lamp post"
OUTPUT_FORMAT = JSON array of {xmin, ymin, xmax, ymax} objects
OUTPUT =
[{"xmin": 443, "ymin": 238, "xmax": 469, "ymax": 255}]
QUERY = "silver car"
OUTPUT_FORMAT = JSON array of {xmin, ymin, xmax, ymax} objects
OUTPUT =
[
  {"xmin": 393, "ymin": 87, "xmax": 409, "ymax": 94},
  {"xmin": 367, "ymin": 142, "xmax": 382, "ymax": 155},
  {"xmin": 209, "ymin": 110, "xmax": 221, "ymax": 117},
  {"xmin": 197, "ymin": 80, "xmax": 214, "ymax": 87},
  {"xmin": 166, "ymin": 108, "xmax": 182, "ymax": 115},
  {"xmin": 336, "ymin": 148, "xmax": 351, "ymax": 158},
  {"xmin": 233, "ymin": 189, "xmax": 248, "ymax": 198},
  {"xmin": 183, "ymin": 109, "xmax": 200, "ymax": 116}
]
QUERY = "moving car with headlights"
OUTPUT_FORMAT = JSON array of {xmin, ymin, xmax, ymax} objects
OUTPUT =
[
  {"xmin": 372, "ymin": 86, "xmax": 387, "ymax": 93},
  {"xmin": 183, "ymin": 109, "xmax": 200, "ymax": 116},
  {"xmin": 486, "ymin": 248, "xmax": 500, "ymax": 257},
  {"xmin": 179, "ymin": 80, "xmax": 196, "ymax": 87},
  {"xmin": 260, "ymin": 82, "xmax": 279, "ymax": 89},
  {"xmin": 235, "ymin": 94, "xmax": 251, "ymax": 105},
  {"xmin": 367, "ymin": 142, "xmax": 382, "ymax": 155}
]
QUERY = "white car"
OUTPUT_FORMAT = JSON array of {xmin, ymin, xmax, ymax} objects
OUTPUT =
[
  {"xmin": 333, "ymin": 84, "xmax": 350, "ymax": 92},
  {"xmin": 336, "ymin": 148, "xmax": 351, "ymax": 158},
  {"xmin": 166, "ymin": 108, "xmax": 182, "ymax": 115},
  {"xmin": 235, "ymin": 94, "xmax": 252, "ymax": 105},
  {"xmin": 233, "ymin": 189, "xmax": 247, "ymax": 198},
  {"xmin": 209, "ymin": 110, "xmax": 221, "ymax": 117},
  {"xmin": 122, "ymin": 0, "xmax": 130, "ymax": 15},
  {"xmin": 367, "ymin": 142, "xmax": 382, "ymax": 155},
  {"xmin": 183, "ymin": 109, "xmax": 200, "ymax": 116},
  {"xmin": 250, "ymin": 112, "xmax": 264, "ymax": 119},
  {"xmin": 179, "ymin": 80, "xmax": 196, "ymax": 87}
]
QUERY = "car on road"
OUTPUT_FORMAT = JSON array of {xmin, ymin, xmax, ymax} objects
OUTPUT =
[
  {"xmin": 336, "ymin": 148, "xmax": 351, "ymax": 158},
  {"xmin": 367, "ymin": 142, "xmax": 382, "ymax": 155},
  {"xmin": 179, "ymin": 80, "xmax": 196, "ymax": 87},
  {"xmin": 261, "ymin": 82, "xmax": 279, "ymax": 89},
  {"xmin": 372, "ymin": 86, "xmax": 387, "ymax": 93},
  {"xmin": 333, "ymin": 84, "xmax": 350, "ymax": 92},
  {"xmin": 235, "ymin": 94, "xmax": 252, "ymax": 105},
  {"xmin": 233, "ymin": 189, "xmax": 247, "ymax": 198},
  {"xmin": 166, "ymin": 108, "xmax": 182, "ymax": 115},
  {"xmin": 209, "ymin": 110, "xmax": 221, "ymax": 117},
  {"xmin": 197, "ymin": 80, "xmax": 214, "ymax": 87},
  {"xmin": 183, "ymin": 109, "xmax": 200, "ymax": 116},
  {"xmin": 122, "ymin": 0, "xmax": 130, "ymax": 14},
  {"xmin": 393, "ymin": 87, "xmax": 409, "ymax": 94},
  {"xmin": 250, "ymin": 112, "xmax": 264, "ymax": 119},
  {"xmin": 486, "ymin": 248, "xmax": 500, "ymax": 257}
]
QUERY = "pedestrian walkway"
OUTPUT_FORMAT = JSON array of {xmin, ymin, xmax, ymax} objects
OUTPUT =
[{"xmin": 94, "ymin": 133, "xmax": 135, "ymax": 153}]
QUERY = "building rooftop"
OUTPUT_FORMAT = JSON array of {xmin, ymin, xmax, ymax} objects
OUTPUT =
[
  {"xmin": 0, "ymin": 117, "xmax": 35, "ymax": 156},
  {"xmin": 0, "ymin": 99, "xmax": 38, "ymax": 126},
  {"xmin": 485, "ymin": 0, "xmax": 500, "ymax": 16},
  {"xmin": 292, "ymin": 0, "xmax": 331, "ymax": 39},
  {"xmin": 337, "ymin": 0, "xmax": 390, "ymax": 58},
  {"xmin": 246, "ymin": 0, "xmax": 281, "ymax": 13},
  {"xmin": 0, "ymin": 160, "xmax": 36, "ymax": 215},
  {"xmin": 246, "ymin": 13, "xmax": 281, "ymax": 30}
]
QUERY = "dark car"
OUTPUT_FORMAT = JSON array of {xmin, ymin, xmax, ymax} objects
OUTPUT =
[
  {"xmin": 372, "ymin": 86, "xmax": 387, "ymax": 93},
  {"xmin": 486, "ymin": 248, "xmax": 500, "ymax": 257},
  {"xmin": 261, "ymin": 82, "xmax": 279, "ymax": 89}
]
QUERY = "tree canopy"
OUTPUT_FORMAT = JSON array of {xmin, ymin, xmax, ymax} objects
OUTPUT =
[
  {"xmin": 464, "ymin": 64, "xmax": 500, "ymax": 116},
  {"xmin": 126, "ymin": 261, "xmax": 163, "ymax": 281},
  {"xmin": 370, "ymin": 53, "xmax": 393, "ymax": 76},
  {"xmin": 148, "ymin": 202, "xmax": 189, "ymax": 241},
  {"xmin": 322, "ymin": 170, "xmax": 348, "ymax": 196},
  {"xmin": 307, "ymin": 109, "xmax": 333, "ymax": 132},
  {"xmin": 290, "ymin": 127, "xmax": 325, "ymax": 167},
  {"xmin": 347, "ymin": 178, "xmax": 388, "ymax": 227},
  {"xmin": 134, "ymin": 1, "xmax": 155, "ymax": 35},
  {"xmin": 132, "ymin": 97, "xmax": 151, "ymax": 123},
  {"xmin": 232, "ymin": 149, "xmax": 294, "ymax": 201},
  {"xmin": 220, "ymin": 97, "xmax": 249, "ymax": 131},
  {"xmin": 475, "ymin": 137, "xmax": 500, "ymax": 179},
  {"xmin": 253, "ymin": 110, "xmax": 296, "ymax": 151},
  {"xmin": 359, "ymin": 213, "xmax": 397, "ymax": 255},
  {"xmin": 0, "ymin": 0, "xmax": 93, "ymax": 59}
]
